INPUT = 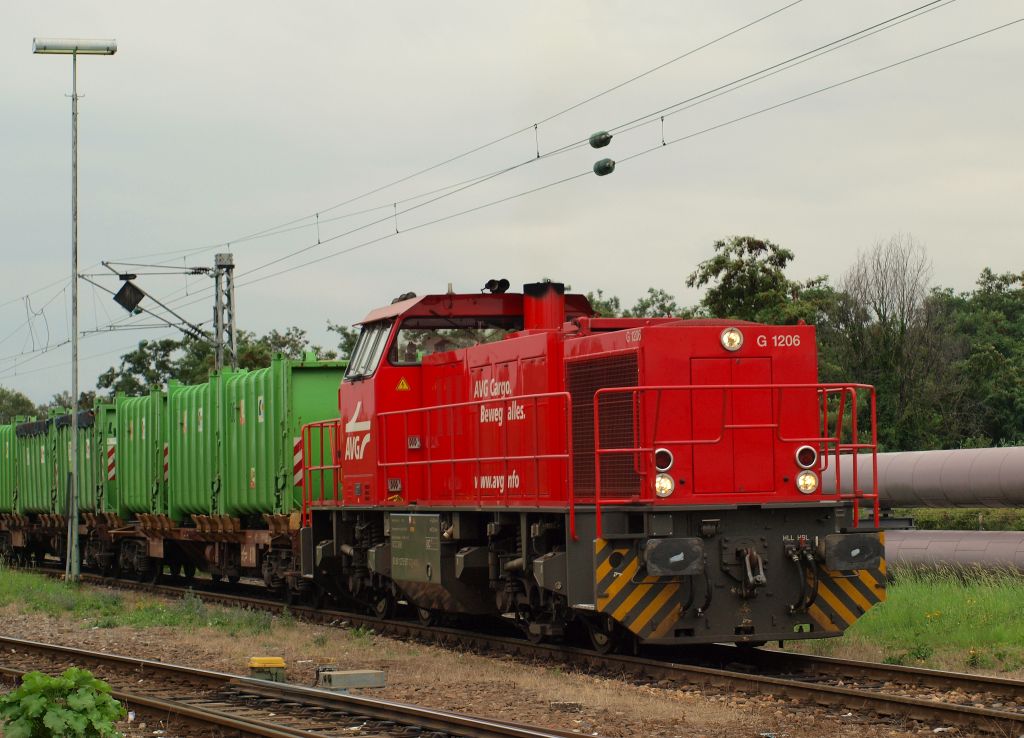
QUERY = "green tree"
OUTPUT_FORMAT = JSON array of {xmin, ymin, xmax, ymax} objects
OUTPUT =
[
  {"xmin": 327, "ymin": 321, "xmax": 359, "ymax": 359},
  {"xmin": 0, "ymin": 387, "xmax": 37, "ymax": 423},
  {"xmin": 96, "ymin": 338, "xmax": 179, "ymax": 396},
  {"xmin": 686, "ymin": 235, "xmax": 823, "ymax": 323},
  {"xmin": 37, "ymin": 391, "xmax": 96, "ymax": 416},
  {"xmin": 946, "ymin": 269, "xmax": 1024, "ymax": 446},
  {"xmin": 622, "ymin": 288, "xmax": 690, "ymax": 318},
  {"xmin": 585, "ymin": 289, "xmax": 622, "ymax": 317},
  {"xmin": 829, "ymin": 234, "xmax": 966, "ymax": 451}
]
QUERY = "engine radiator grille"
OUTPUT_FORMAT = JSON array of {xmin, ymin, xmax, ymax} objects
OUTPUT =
[{"xmin": 567, "ymin": 352, "xmax": 641, "ymax": 499}]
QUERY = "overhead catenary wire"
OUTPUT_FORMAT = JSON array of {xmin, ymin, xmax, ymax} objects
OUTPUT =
[
  {"xmin": 193, "ymin": 0, "xmax": 966, "ymax": 292},
  {"xmin": 173, "ymin": 0, "xmax": 966, "ymax": 290},
  {"xmin": 4, "ymin": 0, "xmax": 947, "ymax": 331},
  {"xmin": 6, "ymin": 12, "xmax": 1018, "ymax": 387},
  {"xmin": 103, "ymin": 0, "xmax": 805, "ymax": 266},
  {"xmin": 78, "ymin": 9, "xmax": 1022, "ymax": 346},
  {"xmin": 217, "ymin": 16, "xmax": 1024, "ymax": 294}
]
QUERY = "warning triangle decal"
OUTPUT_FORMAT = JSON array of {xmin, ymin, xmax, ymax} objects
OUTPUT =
[{"xmin": 396, "ymin": 377, "xmax": 411, "ymax": 391}]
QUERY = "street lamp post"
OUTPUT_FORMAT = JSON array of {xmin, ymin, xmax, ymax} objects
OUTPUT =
[{"xmin": 33, "ymin": 37, "xmax": 117, "ymax": 583}]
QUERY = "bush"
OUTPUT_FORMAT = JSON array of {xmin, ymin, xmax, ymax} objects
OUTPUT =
[{"xmin": 0, "ymin": 668, "xmax": 126, "ymax": 737}]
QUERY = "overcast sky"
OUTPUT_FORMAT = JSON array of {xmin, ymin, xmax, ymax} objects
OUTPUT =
[{"xmin": 1, "ymin": 1, "xmax": 1021, "ymax": 403}]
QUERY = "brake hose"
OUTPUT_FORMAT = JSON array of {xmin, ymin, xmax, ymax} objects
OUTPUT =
[{"xmin": 789, "ymin": 552, "xmax": 807, "ymax": 613}]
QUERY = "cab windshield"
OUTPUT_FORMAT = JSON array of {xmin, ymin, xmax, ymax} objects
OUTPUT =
[
  {"xmin": 389, "ymin": 316, "xmax": 521, "ymax": 366},
  {"xmin": 345, "ymin": 320, "xmax": 394, "ymax": 379}
]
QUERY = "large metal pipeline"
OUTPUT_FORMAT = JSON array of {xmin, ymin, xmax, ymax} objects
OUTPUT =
[
  {"xmin": 822, "ymin": 447, "xmax": 1024, "ymax": 508},
  {"xmin": 886, "ymin": 530, "xmax": 1024, "ymax": 572}
]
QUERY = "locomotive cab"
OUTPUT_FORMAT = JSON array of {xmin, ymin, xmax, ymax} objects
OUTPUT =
[{"xmin": 302, "ymin": 282, "xmax": 884, "ymax": 649}]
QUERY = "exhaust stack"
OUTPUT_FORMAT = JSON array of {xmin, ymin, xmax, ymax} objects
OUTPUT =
[{"xmin": 523, "ymin": 282, "xmax": 565, "ymax": 331}]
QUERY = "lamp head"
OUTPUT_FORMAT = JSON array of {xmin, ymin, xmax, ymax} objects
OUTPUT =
[{"xmin": 33, "ymin": 38, "xmax": 117, "ymax": 55}]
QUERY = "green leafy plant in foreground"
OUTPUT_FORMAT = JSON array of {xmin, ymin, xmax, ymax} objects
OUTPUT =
[{"xmin": 0, "ymin": 667, "xmax": 126, "ymax": 737}]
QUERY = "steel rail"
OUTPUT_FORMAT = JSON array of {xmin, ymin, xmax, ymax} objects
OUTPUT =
[
  {"xmin": 0, "ymin": 665, "xmax": 319, "ymax": 738},
  {"xmin": 22, "ymin": 567, "xmax": 1024, "ymax": 734},
  {"xmin": 0, "ymin": 635, "xmax": 585, "ymax": 738}
]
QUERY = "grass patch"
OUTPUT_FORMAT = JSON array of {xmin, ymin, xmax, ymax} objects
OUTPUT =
[
  {"xmin": 0, "ymin": 566, "xmax": 275, "ymax": 636},
  {"xmin": 893, "ymin": 507, "xmax": 1024, "ymax": 530},
  {"xmin": 791, "ymin": 566, "xmax": 1024, "ymax": 674}
]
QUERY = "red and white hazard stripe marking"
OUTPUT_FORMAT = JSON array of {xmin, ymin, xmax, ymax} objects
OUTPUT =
[
  {"xmin": 163, "ymin": 442, "xmax": 169, "ymax": 482},
  {"xmin": 107, "ymin": 439, "xmax": 116, "ymax": 481},
  {"xmin": 293, "ymin": 437, "xmax": 303, "ymax": 487}
]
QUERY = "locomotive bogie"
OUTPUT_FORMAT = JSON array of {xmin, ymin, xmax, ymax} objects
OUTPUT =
[{"xmin": 306, "ymin": 504, "xmax": 884, "ymax": 646}]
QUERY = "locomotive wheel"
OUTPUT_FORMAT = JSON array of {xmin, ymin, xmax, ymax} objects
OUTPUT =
[
  {"xmin": 416, "ymin": 607, "xmax": 437, "ymax": 626},
  {"xmin": 372, "ymin": 592, "xmax": 396, "ymax": 621},
  {"xmin": 525, "ymin": 625, "xmax": 546, "ymax": 644},
  {"xmin": 585, "ymin": 616, "xmax": 621, "ymax": 654}
]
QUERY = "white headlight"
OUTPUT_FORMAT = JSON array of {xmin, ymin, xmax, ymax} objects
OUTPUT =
[
  {"xmin": 796, "ymin": 470, "xmax": 819, "ymax": 494},
  {"xmin": 720, "ymin": 327, "xmax": 743, "ymax": 352},
  {"xmin": 654, "ymin": 473, "xmax": 675, "ymax": 498}
]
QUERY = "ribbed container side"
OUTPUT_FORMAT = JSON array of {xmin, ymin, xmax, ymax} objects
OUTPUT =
[
  {"xmin": 16, "ymin": 421, "xmax": 53, "ymax": 514},
  {"xmin": 93, "ymin": 403, "xmax": 118, "ymax": 514},
  {"xmin": 219, "ymin": 356, "xmax": 345, "ymax": 518},
  {"xmin": 220, "ymin": 363, "xmax": 282, "ymax": 517},
  {"xmin": 168, "ymin": 380, "xmax": 216, "ymax": 522},
  {"xmin": 116, "ymin": 391, "xmax": 166, "ymax": 516},
  {"xmin": 0, "ymin": 425, "xmax": 15, "ymax": 513},
  {"xmin": 52, "ymin": 412, "xmax": 101, "ymax": 514}
]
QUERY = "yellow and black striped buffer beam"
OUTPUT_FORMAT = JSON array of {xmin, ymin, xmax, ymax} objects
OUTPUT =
[
  {"xmin": 808, "ymin": 534, "xmax": 887, "ymax": 634},
  {"xmin": 594, "ymin": 538, "xmax": 688, "ymax": 640}
]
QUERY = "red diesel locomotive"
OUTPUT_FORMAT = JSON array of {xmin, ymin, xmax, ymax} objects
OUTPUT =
[{"xmin": 300, "ymin": 282, "xmax": 885, "ymax": 650}]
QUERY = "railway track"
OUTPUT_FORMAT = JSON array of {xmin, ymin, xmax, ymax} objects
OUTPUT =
[
  {"xmin": 23, "ymin": 567, "xmax": 1024, "ymax": 735},
  {"xmin": 0, "ymin": 634, "xmax": 587, "ymax": 738}
]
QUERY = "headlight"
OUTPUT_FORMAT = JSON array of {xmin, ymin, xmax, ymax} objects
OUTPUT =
[
  {"xmin": 796, "ymin": 470, "xmax": 819, "ymax": 494},
  {"xmin": 654, "ymin": 473, "xmax": 675, "ymax": 498},
  {"xmin": 795, "ymin": 445, "xmax": 818, "ymax": 469},
  {"xmin": 720, "ymin": 327, "xmax": 743, "ymax": 352},
  {"xmin": 654, "ymin": 448, "xmax": 673, "ymax": 472}
]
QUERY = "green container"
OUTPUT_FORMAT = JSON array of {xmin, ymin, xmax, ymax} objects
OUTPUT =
[
  {"xmin": 167, "ymin": 379, "xmax": 216, "ymax": 523},
  {"xmin": 218, "ymin": 355, "xmax": 345, "ymax": 517},
  {"xmin": 88, "ymin": 403, "xmax": 118, "ymax": 511},
  {"xmin": 16, "ymin": 416, "xmax": 56, "ymax": 514},
  {"xmin": 51, "ymin": 411, "xmax": 103, "ymax": 515},
  {"xmin": 0, "ymin": 422, "xmax": 17, "ymax": 513},
  {"xmin": 116, "ymin": 390, "xmax": 167, "ymax": 517},
  {"xmin": 92, "ymin": 402, "xmax": 118, "ymax": 514}
]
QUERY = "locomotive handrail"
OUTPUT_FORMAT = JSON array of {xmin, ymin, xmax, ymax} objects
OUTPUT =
[
  {"xmin": 592, "ymin": 382, "xmax": 878, "ymax": 537},
  {"xmin": 300, "ymin": 419, "xmax": 342, "ymax": 527}
]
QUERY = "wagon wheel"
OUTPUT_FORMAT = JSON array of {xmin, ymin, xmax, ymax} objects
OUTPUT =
[
  {"xmin": 142, "ymin": 559, "xmax": 162, "ymax": 584},
  {"xmin": 168, "ymin": 562, "xmax": 182, "ymax": 579},
  {"xmin": 182, "ymin": 563, "xmax": 197, "ymax": 582},
  {"xmin": 227, "ymin": 574, "xmax": 240, "ymax": 585},
  {"xmin": 210, "ymin": 573, "xmax": 223, "ymax": 585}
]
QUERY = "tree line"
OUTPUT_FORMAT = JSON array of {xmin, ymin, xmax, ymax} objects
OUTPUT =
[
  {"xmin": 587, "ymin": 234, "xmax": 1023, "ymax": 452},
  {"xmin": 1, "ymin": 233, "xmax": 1020, "ymax": 452}
]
